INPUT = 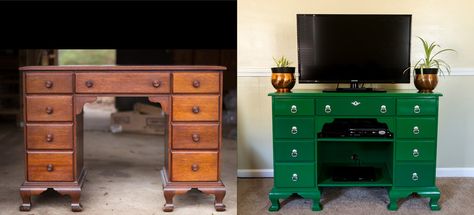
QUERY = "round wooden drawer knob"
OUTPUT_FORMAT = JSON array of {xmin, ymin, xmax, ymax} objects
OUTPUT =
[
  {"xmin": 193, "ymin": 80, "xmax": 200, "ymax": 88},
  {"xmin": 85, "ymin": 80, "xmax": 94, "ymax": 88},
  {"xmin": 47, "ymin": 164, "xmax": 54, "ymax": 172},
  {"xmin": 152, "ymin": 80, "xmax": 161, "ymax": 88},
  {"xmin": 46, "ymin": 134, "xmax": 54, "ymax": 142},
  {"xmin": 192, "ymin": 106, "xmax": 200, "ymax": 114},
  {"xmin": 44, "ymin": 80, "xmax": 53, "ymax": 88},
  {"xmin": 45, "ymin": 107, "xmax": 54, "ymax": 114},
  {"xmin": 192, "ymin": 134, "xmax": 200, "ymax": 142},
  {"xmin": 191, "ymin": 164, "xmax": 199, "ymax": 172}
]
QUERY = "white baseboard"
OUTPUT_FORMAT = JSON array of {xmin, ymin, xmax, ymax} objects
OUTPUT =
[
  {"xmin": 436, "ymin": 168, "xmax": 474, "ymax": 177},
  {"xmin": 237, "ymin": 169, "xmax": 274, "ymax": 178},
  {"xmin": 238, "ymin": 168, "xmax": 474, "ymax": 178}
]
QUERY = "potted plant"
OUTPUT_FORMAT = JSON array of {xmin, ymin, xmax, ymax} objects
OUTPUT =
[
  {"xmin": 271, "ymin": 56, "xmax": 296, "ymax": 92},
  {"xmin": 406, "ymin": 37, "xmax": 455, "ymax": 93}
]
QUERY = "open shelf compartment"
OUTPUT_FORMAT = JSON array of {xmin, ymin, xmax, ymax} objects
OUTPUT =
[
  {"xmin": 318, "ymin": 163, "xmax": 392, "ymax": 187},
  {"xmin": 317, "ymin": 140, "xmax": 393, "ymax": 187}
]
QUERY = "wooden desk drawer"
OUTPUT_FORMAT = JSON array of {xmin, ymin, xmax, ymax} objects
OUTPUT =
[
  {"xmin": 75, "ymin": 72, "xmax": 170, "ymax": 93},
  {"xmin": 173, "ymin": 72, "xmax": 220, "ymax": 93},
  {"xmin": 316, "ymin": 98, "xmax": 395, "ymax": 116},
  {"xmin": 26, "ymin": 72, "xmax": 73, "ymax": 94},
  {"xmin": 274, "ymin": 140, "xmax": 314, "ymax": 162},
  {"xmin": 394, "ymin": 163, "xmax": 435, "ymax": 187},
  {"xmin": 26, "ymin": 95, "xmax": 73, "ymax": 122},
  {"xmin": 274, "ymin": 98, "xmax": 314, "ymax": 116},
  {"xmin": 396, "ymin": 140, "xmax": 436, "ymax": 161},
  {"xmin": 172, "ymin": 123, "xmax": 219, "ymax": 149},
  {"xmin": 273, "ymin": 117, "xmax": 314, "ymax": 139},
  {"xmin": 397, "ymin": 99, "xmax": 438, "ymax": 116},
  {"xmin": 274, "ymin": 163, "xmax": 315, "ymax": 188},
  {"xmin": 397, "ymin": 118, "xmax": 437, "ymax": 139},
  {"xmin": 172, "ymin": 95, "xmax": 219, "ymax": 121},
  {"xmin": 26, "ymin": 124, "xmax": 73, "ymax": 150},
  {"xmin": 171, "ymin": 151, "xmax": 218, "ymax": 182},
  {"xmin": 27, "ymin": 152, "xmax": 74, "ymax": 182}
]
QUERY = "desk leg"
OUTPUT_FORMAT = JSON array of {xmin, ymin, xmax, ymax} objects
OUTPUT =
[
  {"xmin": 19, "ymin": 190, "xmax": 32, "ymax": 211},
  {"xmin": 163, "ymin": 190, "xmax": 175, "ymax": 212},
  {"xmin": 213, "ymin": 189, "xmax": 226, "ymax": 211}
]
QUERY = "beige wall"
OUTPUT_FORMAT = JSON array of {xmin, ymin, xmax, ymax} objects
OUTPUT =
[{"xmin": 238, "ymin": 0, "xmax": 474, "ymax": 173}]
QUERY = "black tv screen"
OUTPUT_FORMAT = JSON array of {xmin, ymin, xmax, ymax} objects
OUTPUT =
[{"xmin": 297, "ymin": 14, "xmax": 411, "ymax": 83}]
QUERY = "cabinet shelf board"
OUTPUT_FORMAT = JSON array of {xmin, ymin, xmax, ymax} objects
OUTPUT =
[
  {"xmin": 317, "ymin": 137, "xmax": 393, "ymax": 142},
  {"xmin": 318, "ymin": 163, "xmax": 392, "ymax": 187}
]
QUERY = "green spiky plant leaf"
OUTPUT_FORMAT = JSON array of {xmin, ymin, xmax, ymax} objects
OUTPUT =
[
  {"xmin": 273, "ymin": 56, "xmax": 292, "ymax": 68},
  {"xmin": 404, "ymin": 37, "xmax": 456, "ymax": 77}
]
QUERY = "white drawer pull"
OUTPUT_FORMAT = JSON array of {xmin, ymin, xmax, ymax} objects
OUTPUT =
[
  {"xmin": 413, "ymin": 149, "xmax": 419, "ymax": 157},
  {"xmin": 412, "ymin": 173, "xmax": 419, "ymax": 181},
  {"xmin": 324, "ymin": 105, "xmax": 331, "ymax": 113},
  {"xmin": 414, "ymin": 105, "xmax": 421, "ymax": 114},
  {"xmin": 291, "ymin": 126, "xmax": 298, "ymax": 134},
  {"xmin": 291, "ymin": 149, "xmax": 298, "ymax": 158},
  {"xmin": 292, "ymin": 173, "xmax": 298, "ymax": 182},
  {"xmin": 290, "ymin": 105, "xmax": 297, "ymax": 114}
]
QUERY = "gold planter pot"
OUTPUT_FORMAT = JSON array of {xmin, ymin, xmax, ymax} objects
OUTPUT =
[
  {"xmin": 414, "ymin": 68, "xmax": 438, "ymax": 93},
  {"xmin": 271, "ymin": 67, "xmax": 296, "ymax": 93}
]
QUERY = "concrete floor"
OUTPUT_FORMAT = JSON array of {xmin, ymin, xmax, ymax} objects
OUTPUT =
[{"xmin": 0, "ymin": 121, "xmax": 236, "ymax": 214}]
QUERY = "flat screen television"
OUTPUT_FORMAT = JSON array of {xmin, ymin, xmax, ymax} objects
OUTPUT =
[{"xmin": 297, "ymin": 14, "xmax": 411, "ymax": 91}]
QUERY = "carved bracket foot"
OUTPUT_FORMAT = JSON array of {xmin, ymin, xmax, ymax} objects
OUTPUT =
[
  {"xmin": 163, "ymin": 190, "xmax": 176, "ymax": 212},
  {"xmin": 213, "ymin": 189, "xmax": 226, "ymax": 211},
  {"xmin": 19, "ymin": 190, "xmax": 32, "ymax": 211}
]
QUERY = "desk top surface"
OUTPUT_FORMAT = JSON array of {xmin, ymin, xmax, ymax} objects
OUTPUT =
[
  {"xmin": 20, "ymin": 65, "xmax": 226, "ymax": 71},
  {"xmin": 269, "ymin": 89, "xmax": 442, "ymax": 97}
]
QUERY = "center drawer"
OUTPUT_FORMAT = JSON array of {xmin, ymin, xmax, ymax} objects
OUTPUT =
[
  {"xmin": 316, "ymin": 97, "xmax": 395, "ymax": 116},
  {"xmin": 27, "ymin": 152, "xmax": 74, "ymax": 182},
  {"xmin": 172, "ymin": 123, "xmax": 219, "ymax": 149},
  {"xmin": 172, "ymin": 95, "xmax": 219, "ymax": 121},
  {"xmin": 274, "ymin": 163, "xmax": 315, "ymax": 188},
  {"xmin": 26, "ymin": 95, "xmax": 73, "ymax": 122},
  {"xmin": 75, "ymin": 72, "xmax": 170, "ymax": 93},
  {"xmin": 171, "ymin": 151, "xmax": 218, "ymax": 182}
]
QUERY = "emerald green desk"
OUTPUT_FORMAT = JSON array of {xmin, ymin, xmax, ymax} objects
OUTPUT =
[{"xmin": 268, "ymin": 90, "xmax": 442, "ymax": 211}]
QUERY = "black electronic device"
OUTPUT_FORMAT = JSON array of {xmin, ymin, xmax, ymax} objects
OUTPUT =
[
  {"xmin": 318, "ymin": 118, "xmax": 393, "ymax": 138},
  {"xmin": 297, "ymin": 14, "xmax": 412, "ymax": 91},
  {"xmin": 332, "ymin": 166, "xmax": 376, "ymax": 182}
]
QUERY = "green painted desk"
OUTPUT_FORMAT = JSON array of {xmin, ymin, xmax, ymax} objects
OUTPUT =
[{"xmin": 268, "ymin": 90, "xmax": 442, "ymax": 211}]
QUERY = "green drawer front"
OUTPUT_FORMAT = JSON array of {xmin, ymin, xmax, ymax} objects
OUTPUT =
[
  {"xmin": 274, "ymin": 117, "xmax": 314, "ymax": 139},
  {"xmin": 397, "ymin": 99, "xmax": 438, "ymax": 116},
  {"xmin": 274, "ymin": 140, "xmax": 314, "ymax": 162},
  {"xmin": 274, "ymin": 163, "xmax": 315, "ymax": 188},
  {"xmin": 396, "ymin": 140, "xmax": 436, "ymax": 161},
  {"xmin": 394, "ymin": 163, "xmax": 435, "ymax": 187},
  {"xmin": 274, "ymin": 99, "xmax": 314, "ymax": 116},
  {"xmin": 316, "ymin": 98, "xmax": 395, "ymax": 116},
  {"xmin": 397, "ymin": 118, "xmax": 437, "ymax": 139}
]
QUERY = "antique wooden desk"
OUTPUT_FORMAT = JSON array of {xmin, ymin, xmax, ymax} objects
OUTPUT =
[
  {"xmin": 19, "ymin": 66, "xmax": 226, "ymax": 212},
  {"xmin": 268, "ymin": 90, "xmax": 441, "ymax": 211}
]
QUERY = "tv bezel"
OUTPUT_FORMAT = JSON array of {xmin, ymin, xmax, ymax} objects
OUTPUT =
[{"xmin": 296, "ymin": 14, "xmax": 412, "ymax": 84}]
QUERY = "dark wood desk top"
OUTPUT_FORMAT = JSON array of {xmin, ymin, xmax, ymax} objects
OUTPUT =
[{"xmin": 20, "ymin": 65, "xmax": 226, "ymax": 71}]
